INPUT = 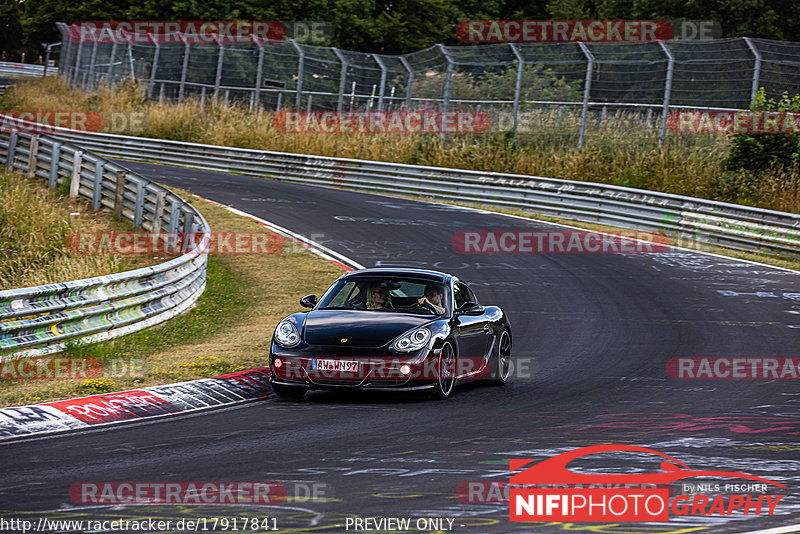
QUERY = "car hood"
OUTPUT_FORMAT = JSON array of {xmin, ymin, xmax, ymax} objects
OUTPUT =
[{"xmin": 304, "ymin": 309, "xmax": 433, "ymax": 348}]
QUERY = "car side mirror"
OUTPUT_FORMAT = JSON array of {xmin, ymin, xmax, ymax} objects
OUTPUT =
[
  {"xmin": 456, "ymin": 302, "xmax": 484, "ymax": 316},
  {"xmin": 300, "ymin": 294, "xmax": 318, "ymax": 308}
]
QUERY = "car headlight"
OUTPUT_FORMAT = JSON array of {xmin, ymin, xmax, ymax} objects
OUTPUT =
[
  {"xmin": 275, "ymin": 320, "xmax": 301, "ymax": 347},
  {"xmin": 392, "ymin": 327, "xmax": 431, "ymax": 352}
]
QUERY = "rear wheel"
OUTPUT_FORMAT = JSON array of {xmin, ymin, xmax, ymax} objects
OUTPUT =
[
  {"xmin": 491, "ymin": 330, "xmax": 512, "ymax": 386},
  {"xmin": 271, "ymin": 382, "xmax": 307, "ymax": 399},
  {"xmin": 431, "ymin": 341, "xmax": 456, "ymax": 400}
]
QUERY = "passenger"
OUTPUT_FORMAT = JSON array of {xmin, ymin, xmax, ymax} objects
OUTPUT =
[
  {"xmin": 418, "ymin": 284, "xmax": 445, "ymax": 314},
  {"xmin": 366, "ymin": 283, "xmax": 392, "ymax": 310}
]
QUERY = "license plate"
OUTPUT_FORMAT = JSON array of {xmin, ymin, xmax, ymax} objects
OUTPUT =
[{"xmin": 311, "ymin": 359, "xmax": 359, "ymax": 372}]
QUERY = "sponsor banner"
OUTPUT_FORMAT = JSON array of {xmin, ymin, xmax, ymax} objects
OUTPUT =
[
  {"xmin": 69, "ymin": 482, "xmax": 287, "ymax": 505},
  {"xmin": 67, "ymin": 21, "xmax": 287, "ymax": 44},
  {"xmin": 452, "ymin": 230, "xmax": 670, "ymax": 254},
  {"xmin": 667, "ymin": 357, "xmax": 800, "ymax": 379},
  {"xmin": 668, "ymin": 110, "xmax": 800, "ymax": 134},
  {"xmin": 0, "ymin": 111, "xmax": 103, "ymax": 133},
  {"xmin": 45, "ymin": 390, "xmax": 180, "ymax": 424},
  {"xmin": 68, "ymin": 232, "xmax": 285, "ymax": 255},
  {"xmin": 0, "ymin": 357, "xmax": 104, "ymax": 380},
  {"xmin": 273, "ymin": 111, "xmax": 491, "ymax": 134},
  {"xmin": 456, "ymin": 20, "xmax": 672, "ymax": 43}
]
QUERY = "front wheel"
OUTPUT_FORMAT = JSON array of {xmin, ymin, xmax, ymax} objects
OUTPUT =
[
  {"xmin": 491, "ymin": 330, "xmax": 512, "ymax": 386},
  {"xmin": 431, "ymin": 341, "xmax": 456, "ymax": 400},
  {"xmin": 271, "ymin": 382, "xmax": 307, "ymax": 399}
]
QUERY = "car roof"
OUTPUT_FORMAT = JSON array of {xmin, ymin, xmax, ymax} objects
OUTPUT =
[{"xmin": 339, "ymin": 267, "xmax": 455, "ymax": 284}]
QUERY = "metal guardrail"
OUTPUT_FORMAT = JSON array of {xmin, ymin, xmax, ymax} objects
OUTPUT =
[
  {"xmin": 0, "ymin": 126, "xmax": 210, "ymax": 358},
  {"xmin": 46, "ymin": 128, "xmax": 800, "ymax": 258},
  {"xmin": 0, "ymin": 61, "xmax": 55, "ymax": 78}
]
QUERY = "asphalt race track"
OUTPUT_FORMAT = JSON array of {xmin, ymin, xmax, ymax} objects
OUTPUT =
[{"xmin": 3, "ymin": 161, "xmax": 800, "ymax": 533}]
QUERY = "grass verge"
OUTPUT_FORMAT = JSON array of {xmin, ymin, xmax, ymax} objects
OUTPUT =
[
  {"xmin": 0, "ymin": 190, "xmax": 343, "ymax": 406},
  {"xmin": 0, "ymin": 170, "xmax": 158, "ymax": 290},
  {"xmin": 2, "ymin": 76, "xmax": 798, "ymax": 213}
]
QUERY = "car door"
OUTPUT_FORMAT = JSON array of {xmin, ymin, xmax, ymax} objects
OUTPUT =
[{"xmin": 453, "ymin": 281, "xmax": 492, "ymax": 377}]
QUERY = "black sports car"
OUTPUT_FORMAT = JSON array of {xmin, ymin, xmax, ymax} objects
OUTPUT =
[{"xmin": 268, "ymin": 268, "xmax": 512, "ymax": 400}]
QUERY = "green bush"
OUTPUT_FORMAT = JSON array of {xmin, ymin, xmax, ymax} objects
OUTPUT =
[{"xmin": 724, "ymin": 89, "xmax": 800, "ymax": 174}]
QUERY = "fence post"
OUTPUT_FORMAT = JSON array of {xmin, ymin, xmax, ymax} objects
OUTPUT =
[
  {"xmin": 148, "ymin": 34, "xmax": 160, "ymax": 99},
  {"xmin": 743, "ymin": 37, "xmax": 762, "ymax": 106},
  {"xmin": 70, "ymin": 151, "xmax": 83, "ymax": 198},
  {"xmin": 658, "ymin": 41, "xmax": 674, "ymax": 147},
  {"xmin": 332, "ymin": 48, "xmax": 348, "ymax": 112},
  {"xmin": 107, "ymin": 42, "xmax": 118, "ymax": 82},
  {"xmin": 27, "ymin": 135, "xmax": 39, "ymax": 178},
  {"xmin": 400, "ymin": 56, "xmax": 414, "ymax": 109},
  {"xmin": 114, "ymin": 170, "xmax": 125, "ymax": 218},
  {"xmin": 5, "ymin": 132, "xmax": 17, "ymax": 170},
  {"xmin": 254, "ymin": 38, "xmax": 265, "ymax": 111},
  {"xmin": 577, "ymin": 42, "xmax": 595, "ymax": 149},
  {"xmin": 73, "ymin": 39, "xmax": 83, "ymax": 84},
  {"xmin": 436, "ymin": 44, "xmax": 454, "ymax": 113},
  {"xmin": 373, "ymin": 54, "xmax": 388, "ymax": 112},
  {"xmin": 87, "ymin": 32, "xmax": 98, "ymax": 90},
  {"xmin": 510, "ymin": 44, "xmax": 524, "ymax": 137},
  {"xmin": 179, "ymin": 34, "xmax": 190, "ymax": 103},
  {"xmin": 48, "ymin": 142, "xmax": 61, "ymax": 188},
  {"xmin": 290, "ymin": 39, "xmax": 305, "ymax": 110},
  {"xmin": 92, "ymin": 162, "xmax": 105, "ymax": 210},
  {"xmin": 127, "ymin": 42, "xmax": 135, "ymax": 81},
  {"xmin": 214, "ymin": 40, "xmax": 225, "ymax": 99}
]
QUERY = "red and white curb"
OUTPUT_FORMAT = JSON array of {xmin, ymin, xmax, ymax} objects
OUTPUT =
[{"xmin": 0, "ymin": 367, "xmax": 272, "ymax": 441}]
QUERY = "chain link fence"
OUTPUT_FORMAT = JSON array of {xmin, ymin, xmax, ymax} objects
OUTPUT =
[{"xmin": 56, "ymin": 22, "xmax": 800, "ymax": 147}]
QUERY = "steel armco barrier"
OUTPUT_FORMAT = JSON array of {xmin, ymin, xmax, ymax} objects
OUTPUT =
[
  {"xmin": 45, "ymin": 128, "xmax": 800, "ymax": 258},
  {"xmin": 0, "ymin": 61, "xmax": 55, "ymax": 78},
  {"xmin": 0, "ymin": 128, "xmax": 210, "ymax": 358}
]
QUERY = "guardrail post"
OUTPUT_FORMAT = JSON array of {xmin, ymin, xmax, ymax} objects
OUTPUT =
[
  {"xmin": 332, "ymin": 48, "xmax": 348, "ymax": 112},
  {"xmin": 658, "ymin": 41, "xmax": 675, "ymax": 147},
  {"xmin": 148, "ymin": 34, "xmax": 160, "ymax": 99},
  {"xmin": 167, "ymin": 200, "xmax": 182, "ymax": 253},
  {"xmin": 92, "ymin": 162, "xmax": 105, "ymax": 210},
  {"xmin": 254, "ymin": 39, "xmax": 265, "ymax": 111},
  {"xmin": 436, "ymin": 44, "xmax": 454, "ymax": 113},
  {"xmin": 214, "ymin": 40, "xmax": 225, "ymax": 99},
  {"xmin": 114, "ymin": 170, "xmax": 125, "ymax": 218},
  {"xmin": 27, "ymin": 135, "xmax": 39, "ymax": 178},
  {"xmin": 577, "ymin": 42, "xmax": 595, "ymax": 149},
  {"xmin": 5, "ymin": 132, "xmax": 17, "ymax": 169},
  {"xmin": 70, "ymin": 151, "xmax": 83, "ymax": 198},
  {"xmin": 152, "ymin": 190, "xmax": 166, "ymax": 233},
  {"xmin": 290, "ymin": 39, "xmax": 304, "ymax": 110},
  {"xmin": 134, "ymin": 181, "xmax": 145, "ymax": 228},
  {"xmin": 373, "ymin": 54, "xmax": 387, "ymax": 112},
  {"xmin": 179, "ymin": 34, "xmax": 190, "ymax": 103},
  {"xmin": 48, "ymin": 142, "xmax": 61, "ymax": 188},
  {"xmin": 399, "ymin": 56, "xmax": 414, "ymax": 109},
  {"xmin": 510, "ymin": 44, "xmax": 524, "ymax": 137},
  {"xmin": 743, "ymin": 37, "xmax": 762, "ymax": 107}
]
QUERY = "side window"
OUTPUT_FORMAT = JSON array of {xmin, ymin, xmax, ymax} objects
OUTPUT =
[{"xmin": 454, "ymin": 282, "xmax": 478, "ymax": 308}]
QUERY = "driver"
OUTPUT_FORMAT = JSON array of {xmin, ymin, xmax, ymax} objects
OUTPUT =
[{"xmin": 418, "ymin": 284, "xmax": 445, "ymax": 314}]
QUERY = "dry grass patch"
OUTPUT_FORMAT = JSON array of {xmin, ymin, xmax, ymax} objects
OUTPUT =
[{"xmin": 0, "ymin": 190, "xmax": 343, "ymax": 406}]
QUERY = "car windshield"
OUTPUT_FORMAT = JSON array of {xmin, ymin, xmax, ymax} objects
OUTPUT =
[{"xmin": 316, "ymin": 277, "xmax": 450, "ymax": 315}]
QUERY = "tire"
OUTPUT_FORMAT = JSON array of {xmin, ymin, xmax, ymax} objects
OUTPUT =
[
  {"xmin": 491, "ymin": 330, "xmax": 512, "ymax": 386},
  {"xmin": 271, "ymin": 382, "xmax": 307, "ymax": 399},
  {"xmin": 431, "ymin": 341, "xmax": 456, "ymax": 400}
]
